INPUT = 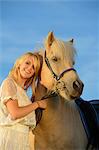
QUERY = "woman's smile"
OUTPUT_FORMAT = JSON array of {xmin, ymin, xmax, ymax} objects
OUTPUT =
[{"xmin": 24, "ymin": 69, "xmax": 32, "ymax": 74}]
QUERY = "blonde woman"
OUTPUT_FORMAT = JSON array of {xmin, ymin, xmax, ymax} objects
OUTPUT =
[{"xmin": 0, "ymin": 52, "xmax": 47, "ymax": 150}]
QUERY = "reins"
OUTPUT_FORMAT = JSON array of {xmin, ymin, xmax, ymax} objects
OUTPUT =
[{"xmin": 40, "ymin": 90, "xmax": 57, "ymax": 100}]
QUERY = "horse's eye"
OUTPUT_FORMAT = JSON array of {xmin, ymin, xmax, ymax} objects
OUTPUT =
[{"xmin": 52, "ymin": 56, "xmax": 58, "ymax": 62}]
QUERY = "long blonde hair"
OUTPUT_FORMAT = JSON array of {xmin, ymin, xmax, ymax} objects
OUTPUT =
[{"xmin": 9, "ymin": 52, "xmax": 41, "ymax": 95}]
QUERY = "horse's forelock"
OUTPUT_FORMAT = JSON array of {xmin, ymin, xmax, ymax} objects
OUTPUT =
[{"xmin": 50, "ymin": 39, "xmax": 76, "ymax": 63}]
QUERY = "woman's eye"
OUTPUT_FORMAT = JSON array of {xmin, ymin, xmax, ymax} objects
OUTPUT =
[
  {"xmin": 52, "ymin": 56, "xmax": 58, "ymax": 62},
  {"xmin": 25, "ymin": 62, "xmax": 30, "ymax": 65},
  {"xmin": 32, "ymin": 65, "xmax": 34, "ymax": 69}
]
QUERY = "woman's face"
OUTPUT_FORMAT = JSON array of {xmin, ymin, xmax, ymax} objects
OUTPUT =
[{"xmin": 19, "ymin": 56, "xmax": 35, "ymax": 79}]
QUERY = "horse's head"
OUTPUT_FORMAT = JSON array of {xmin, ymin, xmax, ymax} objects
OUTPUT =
[{"xmin": 39, "ymin": 32, "xmax": 84, "ymax": 100}]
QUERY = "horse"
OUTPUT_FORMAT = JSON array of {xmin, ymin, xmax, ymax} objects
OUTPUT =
[{"xmin": 32, "ymin": 32, "xmax": 89, "ymax": 150}]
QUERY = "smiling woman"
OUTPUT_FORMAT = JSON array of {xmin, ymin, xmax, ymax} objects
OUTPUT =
[
  {"xmin": 0, "ymin": 52, "xmax": 47, "ymax": 150},
  {"xmin": 9, "ymin": 52, "xmax": 40, "ymax": 92},
  {"xmin": 19, "ymin": 56, "xmax": 35, "ymax": 81}
]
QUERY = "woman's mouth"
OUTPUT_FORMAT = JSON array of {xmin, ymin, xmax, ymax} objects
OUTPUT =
[{"xmin": 24, "ymin": 70, "xmax": 31, "ymax": 74}]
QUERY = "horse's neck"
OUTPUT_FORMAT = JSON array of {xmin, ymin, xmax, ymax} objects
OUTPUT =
[
  {"xmin": 45, "ymin": 97, "xmax": 79, "ymax": 123},
  {"xmin": 35, "ymin": 83, "xmax": 47, "ymax": 101},
  {"xmin": 34, "ymin": 84, "xmax": 87, "ymax": 149},
  {"xmin": 35, "ymin": 83, "xmax": 78, "ymax": 125}
]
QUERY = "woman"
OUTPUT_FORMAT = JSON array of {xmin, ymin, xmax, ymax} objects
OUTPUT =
[{"xmin": 0, "ymin": 52, "xmax": 47, "ymax": 150}]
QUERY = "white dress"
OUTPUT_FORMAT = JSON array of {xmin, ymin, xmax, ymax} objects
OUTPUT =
[{"xmin": 0, "ymin": 77, "xmax": 36, "ymax": 150}]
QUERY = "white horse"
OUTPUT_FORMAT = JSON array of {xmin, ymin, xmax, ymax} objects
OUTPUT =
[{"xmin": 32, "ymin": 32, "xmax": 88, "ymax": 150}]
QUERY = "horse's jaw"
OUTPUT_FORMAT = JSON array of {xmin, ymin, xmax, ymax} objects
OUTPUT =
[
  {"xmin": 56, "ymin": 90, "xmax": 75, "ymax": 101},
  {"xmin": 39, "ymin": 80, "xmax": 80, "ymax": 101},
  {"xmin": 52, "ymin": 82, "xmax": 78, "ymax": 101},
  {"xmin": 39, "ymin": 83, "xmax": 76, "ymax": 101}
]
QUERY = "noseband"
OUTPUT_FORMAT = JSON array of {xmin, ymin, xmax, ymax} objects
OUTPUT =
[{"xmin": 44, "ymin": 51, "xmax": 76, "ymax": 81}]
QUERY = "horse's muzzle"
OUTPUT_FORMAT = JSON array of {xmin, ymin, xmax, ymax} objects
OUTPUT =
[{"xmin": 73, "ymin": 80, "xmax": 84, "ymax": 95}]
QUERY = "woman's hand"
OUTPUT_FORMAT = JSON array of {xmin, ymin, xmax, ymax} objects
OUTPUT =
[
  {"xmin": 36, "ymin": 100, "xmax": 47, "ymax": 109},
  {"xmin": 5, "ymin": 99, "xmax": 46, "ymax": 120}
]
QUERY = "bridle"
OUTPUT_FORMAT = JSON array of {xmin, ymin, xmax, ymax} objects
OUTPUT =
[{"xmin": 44, "ymin": 50, "xmax": 76, "ymax": 81}]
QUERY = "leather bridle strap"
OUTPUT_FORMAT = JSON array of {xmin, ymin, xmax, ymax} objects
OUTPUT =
[{"xmin": 44, "ymin": 51, "xmax": 76, "ymax": 81}]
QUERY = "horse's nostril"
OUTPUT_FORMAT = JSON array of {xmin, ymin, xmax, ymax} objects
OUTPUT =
[
  {"xmin": 82, "ymin": 82, "xmax": 84, "ymax": 89},
  {"xmin": 73, "ymin": 80, "xmax": 81, "ymax": 90}
]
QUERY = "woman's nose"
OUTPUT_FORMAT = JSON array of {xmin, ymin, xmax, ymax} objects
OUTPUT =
[{"xmin": 27, "ymin": 65, "xmax": 33, "ymax": 72}]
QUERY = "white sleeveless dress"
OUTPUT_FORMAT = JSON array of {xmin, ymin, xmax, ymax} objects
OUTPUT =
[{"xmin": 0, "ymin": 77, "xmax": 36, "ymax": 150}]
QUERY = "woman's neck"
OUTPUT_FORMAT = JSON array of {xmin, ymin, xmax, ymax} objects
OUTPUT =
[{"xmin": 17, "ymin": 76, "xmax": 26, "ymax": 89}]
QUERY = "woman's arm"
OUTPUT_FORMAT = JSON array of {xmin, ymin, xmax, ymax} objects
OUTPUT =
[{"xmin": 5, "ymin": 99, "xmax": 46, "ymax": 120}]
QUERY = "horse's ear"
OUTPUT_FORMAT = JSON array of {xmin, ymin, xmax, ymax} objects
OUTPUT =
[
  {"xmin": 46, "ymin": 32, "xmax": 55, "ymax": 48},
  {"xmin": 69, "ymin": 39, "xmax": 74, "ymax": 44}
]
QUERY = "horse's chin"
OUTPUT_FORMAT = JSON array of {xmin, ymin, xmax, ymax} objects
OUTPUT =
[{"xmin": 58, "ymin": 90, "xmax": 80, "ymax": 101}]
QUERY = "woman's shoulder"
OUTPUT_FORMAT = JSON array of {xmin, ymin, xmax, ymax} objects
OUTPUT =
[
  {"xmin": 1, "ymin": 76, "xmax": 17, "ymax": 90},
  {"xmin": 1, "ymin": 76, "xmax": 14, "ymax": 84}
]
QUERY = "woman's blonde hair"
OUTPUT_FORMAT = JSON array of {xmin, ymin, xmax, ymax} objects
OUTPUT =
[{"xmin": 9, "ymin": 52, "xmax": 41, "ymax": 95}]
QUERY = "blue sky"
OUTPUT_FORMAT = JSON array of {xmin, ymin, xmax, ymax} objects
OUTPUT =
[{"xmin": 0, "ymin": 0, "xmax": 99, "ymax": 100}]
